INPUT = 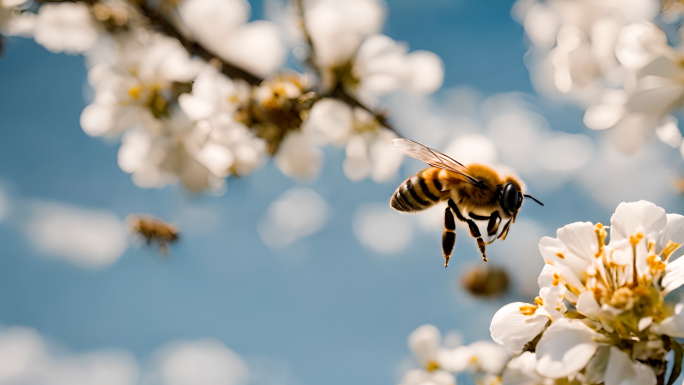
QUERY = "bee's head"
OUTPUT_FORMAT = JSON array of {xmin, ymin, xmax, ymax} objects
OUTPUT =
[
  {"xmin": 500, "ymin": 183, "xmax": 544, "ymax": 215},
  {"xmin": 499, "ymin": 183, "xmax": 521, "ymax": 216}
]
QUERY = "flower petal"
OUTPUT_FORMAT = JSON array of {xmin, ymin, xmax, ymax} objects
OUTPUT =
[
  {"xmin": 408, "ymin": 324, "xmax": 441, "ymax": 366},
  {"xmin": 610, "ymin": 201, "xmax": 667, "ymax": 244},
  {"xmin": 535, "ymin": 318, "xmax": 600, "ymax": 379},
  {"xmin": 605, "ymin": 347, "xmax": 656, "ymax": 385},
  {"xmin": 490, "ymin": 302, "xmax": 549, "ymax": 353}
]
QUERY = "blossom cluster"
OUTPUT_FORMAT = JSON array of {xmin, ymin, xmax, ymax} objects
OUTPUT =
[
  {"xmin": 399, "ymin": 324, "xmax": 510, "ymax": 385},
  {"xmin": 489, "ymin": 201, "xmax": 684, "ymax": 384},
  {"xmin": 514, "ymin": 0, "xmax": 684, "ymax": 157},
  {"xmin": 0, "ymin": 0, "xmax": 444, "ymax": 192}
]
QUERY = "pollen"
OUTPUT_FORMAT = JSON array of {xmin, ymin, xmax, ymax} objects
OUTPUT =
[
  {"xmin": 127, "ymin": 85, "xmax": 141, "ymax": 100},
  {"xmin": 595, "ymin": 223, "xmax": 607, "ymax": 257},
  {"xmin": 552, "ymin": 273, "xmax": 561, "ymax": 286},
  {"xmin": 555, "ymin": 252, "xmax": 565, "ymax": 259},
  {"xmin": 534, "ymin": 296, "xmax": 544, "ymax": 306},
  {"xmin": 425, "ymin": 361, "xmax": 440, "ymax": 372},
  {"xmin": 469, "ymin": 356, "xmax": 479, "ymax": 364},
  {"xmin": 519, "ymin": 304, "xmax": 538, "ymax": 316},
  {"xmin": 630, "ymin": 232, "xmax": 644, "ymax": 246}
]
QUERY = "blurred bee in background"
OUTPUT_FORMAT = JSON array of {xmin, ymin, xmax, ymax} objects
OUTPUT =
[
  {"xmin": 460, "ymin": 264, "xmax": 510, "ymax": 298},
  {"xmin": 390, "ymin": 139, "xmax": 543, "ymax": 267},
  {"xmin": 128, "ymin": 214, "xmax": 179, "ymax": 255}
]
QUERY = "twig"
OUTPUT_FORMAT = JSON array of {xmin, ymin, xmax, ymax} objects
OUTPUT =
[
  {"xmin": 137, "ymin": 2, "xmax": 263, "ymax": 86},
  {"xmin": 328, "ymin": 84, "xmax": 398, "ymax": 135},
  {"xmin": 291, "ymin": 0, "xmax": 399, "ymax": 136}
]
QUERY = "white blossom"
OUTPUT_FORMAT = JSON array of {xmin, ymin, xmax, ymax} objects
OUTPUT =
[
  {"xmin": 33, "ymin": 2, "xmax": 99, "ymax": 54},
  {"xmin": 514, "ymin": 0, "xmax": 660, "ymax": 101},
  {"xmin": 491, "ymin": 201, "xmax": 684, "ymax": 382},
  {"xmin": 303, "ymin": 98, "xmax": 403, "ymax": 182},
  {"xmin": 303, "ymin": 0, "xmax": 385, "ymax": 69},
  {"xmin": 583, "ymin": 22, "xmax": 684, "ymax": 153},
  {"xmin": 81, "ymin": 31, "xmax": 202, "ymax": 137},
  {"xmin": 178, "ymin": 0, "xmax": 285, "ymax": 76}
]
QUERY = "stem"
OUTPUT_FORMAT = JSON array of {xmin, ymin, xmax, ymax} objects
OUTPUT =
[
  {"xmin": 328, "ymin": 84, "xmax": 398, "ymax": 135},
  {"xmin": 291, "ymin": 0, "xmax": 399, "ymax": 136},
  {"xmin": 136, "ymin": 3, "xmax": 263, "ymax": 86}
]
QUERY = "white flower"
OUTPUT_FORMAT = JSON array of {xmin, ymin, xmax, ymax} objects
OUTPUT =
[
  {"xmin": 0, "ymin": 0, "xmax": 33, "ymax": 37},
  {"xmin": 178, "ymin": 0, "xmax": 285, "ymax": 76},
  {"xmin": 438, "ymin": 341, "xmax": 509, "ymax": 375},
  {"xmin": 398, "ymin": 325, "xmax": 455, "ymax": 385},
  {"xmin": 500, "ymin": 352, "xmax": 549, "ymax": 385},
  {"xmin": 81, "ymin": 31, "xmax": 203, "ymax": 137},
  {"xmin": 303, "ymin": 99, "xmax": 403, "ymax": 182},
  {"xmin": 514, "ymin": 0, "xmax": 660, "ymax": 100},
  {"xmin": 303, "ymin": 0, "xmax": 385, "ymax": 69},
  {"xmin": 352, "ymin": 34, "xmax": 444, "ymax": 98},
  {"xmin": 491, "ymin": 200, "xmax": 684, "ymax": 382},
  {"xmin": 274, "ymin": 130, "xmax": 322, "ymax": 180},
  {"xmin": 117, "ymin": 110, "xmax": 226, "ymax": 193},
  {"xmin": 34, "ymin": 2, "xmax": 99, "ymax": 54},
  {"xmin": 398, "ymin": 369, "xmax": 455, "ymax": 385},
  {"xmin": 583, "ymin": 22, "xmax": 684, "ymax": 153},
  {"xmin": 178, "ymin": 67, "xmax": 265, "ymax": 177}
]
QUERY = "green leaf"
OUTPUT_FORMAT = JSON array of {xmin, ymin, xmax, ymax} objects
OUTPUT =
[{"xmin": 667, "ymin": 337, "xmax": 683, "ymax": 385}]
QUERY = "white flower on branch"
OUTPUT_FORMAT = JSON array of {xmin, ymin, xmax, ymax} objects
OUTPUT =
[
  {"xmin": 514, "ymin": 0, "xmax": 660, "ymax": 101},
  {"xmin": 117, "ymin": 110, "xmax": 229, "ymax": 193},
  {"xmin": 491, "ymin": 200, "xmax": 684, "ymax": 383},
  {"xmin": 352, "ymin": 34, "xmax": 444, "ymax": 99},
  {"xmin": 399, "ymin": 325, "xmax": 509, "ymax": 385},
  {"xmin": 34, "ymin": 2, "xmax": 100, "ymax": 54},
  {"xmin": 178, "ymin": 0, "xmax": 285, "ymax": 76},
  {"xmin": 584, "ymin": 22, "xmax": 684, "ymax": 154},
  {"xmin": 0, "ymin": 0, "xmax": 33, "ymax": 37},
  {"xmin": 179, "ymin": 67, "xmax": 266, "ymax": 177},
  {"xmin": 81, "ymin": 30, "xmax": 202, "ymax": 136},
  {"xmin": 303, "ymin": 98, "xmax": 403, "ymax": 182},
  {"xmin": 303, "ymin": 0, "xmax": 385, "ymax": 70}
]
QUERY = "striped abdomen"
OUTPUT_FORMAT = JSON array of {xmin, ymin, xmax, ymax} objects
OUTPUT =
[{"xmin": 390, "ymin": 168, "xmax": 446, "ymax": 212}]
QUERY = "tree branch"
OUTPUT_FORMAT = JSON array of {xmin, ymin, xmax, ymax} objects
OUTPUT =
[
  {"xmin": 292, "ymin": 0, "xmax": 399, "ymax": 136},
  {"xmin": 137, "ymin": 3, "xmax": 263, "ymax": 86}
]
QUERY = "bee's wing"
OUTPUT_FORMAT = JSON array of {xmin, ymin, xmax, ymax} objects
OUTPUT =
[{"xmin": 393, "ymin": 139, "xmax": 483, "ymax": 186}]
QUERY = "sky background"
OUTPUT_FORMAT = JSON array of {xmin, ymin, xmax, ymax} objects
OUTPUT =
[{"xmin": 1, "ymin": 0, "xmax": 684, "ymax": 384}]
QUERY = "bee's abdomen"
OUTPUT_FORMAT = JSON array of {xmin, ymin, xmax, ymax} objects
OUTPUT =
[{"xmin": 390, "ymin": 172, "xmax": 444, "ymax": 212}]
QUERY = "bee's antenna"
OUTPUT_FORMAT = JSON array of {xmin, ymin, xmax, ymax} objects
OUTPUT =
[{"xmin": 524, "ymin": 194, "xmax": 544, "ymax": 206}]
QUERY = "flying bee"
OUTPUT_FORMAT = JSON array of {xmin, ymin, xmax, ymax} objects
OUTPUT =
[
  {"xmin": 128, "ymin": 214, "xmax": 179, "ymax": 255},
  {"xmin": 390, "ymin": 139, "xmax": 543, "ymax": 267}
]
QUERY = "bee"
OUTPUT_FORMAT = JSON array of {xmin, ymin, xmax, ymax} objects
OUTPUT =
[
  {"xmin": 461, "ymin": 264, "xmax": 510, "ymax": 297},
  {"xmin": 390, "ymin": 139, "xmax": 543, "ymax": 267},
  {"xmin": 128, "ymin": 214, "xmax": 179, "ymax": 255}
]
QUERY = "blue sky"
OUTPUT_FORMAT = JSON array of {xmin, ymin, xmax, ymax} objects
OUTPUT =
[{"xmin": 1, "ymin": 0, "xmax": 684, "ymax": 384}]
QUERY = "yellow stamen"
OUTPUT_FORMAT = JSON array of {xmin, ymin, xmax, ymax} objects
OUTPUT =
[
  {"xmin": 595, "ymin": 223, "xmax": 607, "ymax": 257},
  {"xmin": 127, "ymin": 85, "xmax": 141, "ymax": 100},
  {"xmin": 662, "ymin": 240, "xmax": 681, "ymax": 261},
  {"xmin": 425, "ymin": 361, "xmax": 439, "ymax": 372},
  {"xmin": 519, "ymin": 304, "xmax": 538, "ymax": 316},
  {"xmin": 552, "ymin": 273, "xmax": 561, "ymax": 286},
  {"xmin": 535, "ymin": 296, "xmax": 544, "ymax": 306},
  {"xmin": 556, "ymin": 252, "xmax": 565, "ymax": 259}
]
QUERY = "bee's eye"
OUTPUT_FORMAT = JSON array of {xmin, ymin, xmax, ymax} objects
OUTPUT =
[{"xmin": 500, "ymin": 183, "xmax": 519, "ymax": 214}]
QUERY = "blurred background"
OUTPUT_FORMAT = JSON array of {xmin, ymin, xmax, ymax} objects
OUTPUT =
[{"xmin": 1, "ymin": 0, "xmax": 683, "ymax": 384}]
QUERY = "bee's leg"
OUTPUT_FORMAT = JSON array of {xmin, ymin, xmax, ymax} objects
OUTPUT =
[
  {"xmin": 442, "ymin": 207, "xmax": 456, "ymax": 268},
  {"xmin": 158, "ymin": 239, "xmax": 170, "ymax": 256},
  {"xmin": 448, "ymin": 199, "xmax": 488, "ymax": 262},
  {"xmin": 447, "ymin": 199, "xmax": 468, "ymax": 222},
  {"xmin": 466, "ymin": 219, "xmax": 488, "ymax": 262},
  {"xmin": 487, "ymin": 211, "xmax": 501, "ymax": 237}
]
